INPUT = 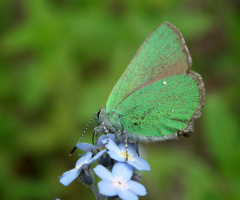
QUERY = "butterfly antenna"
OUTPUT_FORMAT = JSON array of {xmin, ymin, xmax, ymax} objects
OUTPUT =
[{"xmin": 69, "ymin": 110, "xmax": 100, "ymax": 156}]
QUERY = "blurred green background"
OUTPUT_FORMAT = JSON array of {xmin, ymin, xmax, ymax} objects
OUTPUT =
[{"xmin": 0, "ymin": 0, "xmax": 240, "ymax": 200}]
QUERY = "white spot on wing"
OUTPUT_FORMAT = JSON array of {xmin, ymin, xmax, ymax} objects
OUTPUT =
[{"xmin": 163, "ymin": 81, "xmax": 167, "ymax": 85}]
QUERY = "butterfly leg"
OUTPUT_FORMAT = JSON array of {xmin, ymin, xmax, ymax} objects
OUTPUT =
[
  {"xmin": 136, "ymin": 141, "xmax": 140, "ymax": 156},
  {"xmin": 124, "ymin": 133, "xmax": 129, "ymax": 161},
  {"xmin": 92, "ymin": 131, "xmax": 95, "ymax": 145},
  {"xmin": 102, "ymin": 122, "xmax": 109, "ymax": 145},
  {"xmin": 92, "ymin": 130, "xmax": 99, "ymax": 145}
]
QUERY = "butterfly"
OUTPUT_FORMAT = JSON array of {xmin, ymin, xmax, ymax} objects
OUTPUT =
[
  {"xmin": 70, "ymin": 21, "xmax": 205, "ymax": 156},
  {"xmin": 93, "ymin": 21, "xmax": 205, "ymax": 144}
]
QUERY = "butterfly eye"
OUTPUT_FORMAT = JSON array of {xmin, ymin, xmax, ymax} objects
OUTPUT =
[
  {"xmin": 94, "ymin": 110, "xmax": 102, "ymax": 124},
  {"xmin": 96, "ymin": 110, "xmax": 101, "ymax": 119}
]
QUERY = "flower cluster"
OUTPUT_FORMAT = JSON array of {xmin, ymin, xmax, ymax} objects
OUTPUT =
[{"xmin": 58, "ymin": 134, "xmax": 150, "ymax": 200}]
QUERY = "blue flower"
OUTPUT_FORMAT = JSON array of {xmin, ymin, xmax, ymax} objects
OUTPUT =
[
  {"xmin": 76, "ymin": 134, "xmax": 115, "ymax": 153},
  {"xmin": 94, "ymin": 162, "xmax": 147, "ymax": 200},
  {"xmin": 59, "ymin": 150, "xmax": 106, "ymax": 186},
  {"xmin": 102, "ymin": 138, "xmax": 150, "ymax": 171}
]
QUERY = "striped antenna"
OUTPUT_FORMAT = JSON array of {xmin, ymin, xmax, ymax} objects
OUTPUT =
[{"xmin": 69, "ymin": 109, "xmax": 101, "ymax": 156}]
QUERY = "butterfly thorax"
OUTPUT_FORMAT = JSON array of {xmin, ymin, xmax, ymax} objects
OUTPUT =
[{"xmin": 94, "ymin": 108, "xmax": 124, "ymax": 135}]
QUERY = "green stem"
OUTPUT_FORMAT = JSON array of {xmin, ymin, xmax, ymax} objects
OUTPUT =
[{"xmin": 89, "ymin": 184, "xmax": 105, "ymax": 200}]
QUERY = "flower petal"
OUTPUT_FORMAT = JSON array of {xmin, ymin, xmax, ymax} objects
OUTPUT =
[
  {"xmin": 90, "ymin": 149, "xmax": 106, "ymax": 163},
  {"xmin": 126, "ymin": 161, "xmax": 142, "ymax": 170},
  {"xmin": 127, "ymin": 143, "xmax": 138, "ymax": 156},
  {"xmin": 118, "ymin": 189, "xmax": 138, "ymax": 200},
  {"xmin": 75, "ymin": 152, "xmax": 92, "ymax": 167},
  {"xmin": 103, "ymin": 138, "xmax": 120, "ymax": 152},
  {"xmin": 76, "ymin": 143, "xmax": 97, "ymax": 152},
  {"xmin": 118, "ymin": 142, "xmax": 137, "ymax": 156},
  {"xmin": 108, "ymin": 134, "xmax": 115, "ymax": 141},
  {"xmin": 118, "ymin": 142, "xmax": 125, "ymax": 151},
  {"xmin": 97, "ymin": 134, "xmax": 115, "ymax": 148},
  {"xmin": 59, "ymin": 169, "xmax": 80, "ymax": 186},
  {"xmin": 107, "ymin": 151, "xmax": 125, "ymax": 162},
  {"xmin": 112, "ymin": 162, "xmax": 133, "ymax": 181},
  {"xmin": 127, "ymin": 180, "xmax": 147, "ymax": 196},
  {"xmin": 98, "ymin": 180, "xmax": 118, "ymax": 196},
  {"xmin": 128, "ymin": 156, "xmax": 150, "ymax": 171},
  {"xmin": 93, "ymin": 165, "xmax": 114, "ymax": 181}
]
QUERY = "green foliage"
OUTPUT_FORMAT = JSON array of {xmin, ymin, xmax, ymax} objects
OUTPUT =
[{"xmin": 0, "ymin": 0, "xmax": 239, "ymax": 199}]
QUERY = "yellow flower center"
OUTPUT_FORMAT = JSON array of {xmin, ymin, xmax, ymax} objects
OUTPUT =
[
  {"xmin": 99, "ymin": 147, "xmax": 106, "ymax": 151},
  {"xmin": 120, "ymin": 151, "xmax": 132, "ymax": 160}
]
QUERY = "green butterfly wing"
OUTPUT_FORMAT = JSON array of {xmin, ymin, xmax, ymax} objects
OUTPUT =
[
  {"xmin": 105, "ymin": 22, "xmax": 204, "ymax": 141},
  {"xmin": 106, "ymin": 22, "xmax": 192, "ymax": 113},
  {"xmin": 115, "ymin": 72, "xmax": 204, "ymax": 140}
]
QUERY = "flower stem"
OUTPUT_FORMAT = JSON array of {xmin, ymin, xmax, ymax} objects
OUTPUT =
[{"xmin": 89, "ymin": 184, "xmax": 105, "ymax": 200}]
